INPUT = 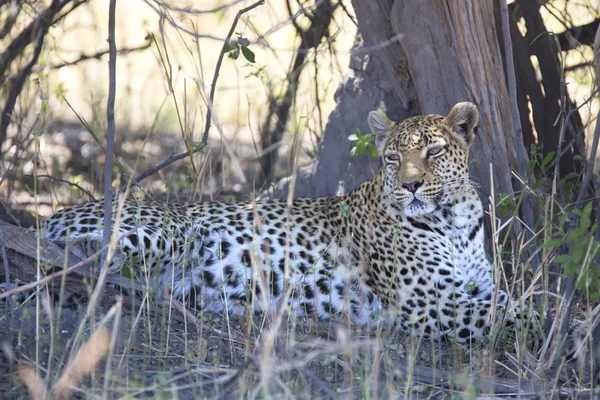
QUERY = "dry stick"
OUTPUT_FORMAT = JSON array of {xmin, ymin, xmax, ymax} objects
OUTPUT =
[
  {"xmin": 201, "ymin": 0, "xmax": 265, "ymax": 145},
  {"xmin": 119, "ymin": 149, "xmax": 195, "ymax": 193},
  {"xmin": 49, "ymin": 42, "xmax": 151, "ymax": 70},
  {"xmin": 145, "ymin": 0, "xmax": 245, "ymax": 15},
  {"xmin": 0, "ymin": 248, "xmax": 105, "ymax": 301},
  {"xmin": 26, "ymin": 174, "xmax": 95, "ymax": 200},
  {"xmin": 141, "ymin": 3, "xmax": 223, "ymax": 42},
  {"xmin": 98, "ymin": 0, "xmax": 118, "ymax": 308}
]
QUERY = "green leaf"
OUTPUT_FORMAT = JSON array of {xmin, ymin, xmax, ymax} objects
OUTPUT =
[
  {"xmin": 222, "ymin": 43, "xmax": 235, "ymax": 54},
  {"xmin": 553, "ymin": 254, "xmax": 572, "ymax": 264},
  {"xmin": 563, "ymin": 260, "xmax": 577, "ymax": 275},
  {"xmin": 241, "ymin": 46, "xmax": 255, "ymax": 63},
  {"xmin": 368, "ymin": 144, "xmax": 378, "ymax": 158},
  {"xmin": 531, "ymin": 178, "xmax": 545, "ymax": 190},
  {"xmin": 541, "ymin": 238, "xmax": 566, "ymax": 249},
  {"xmin": 562, "ymin": 172, "xmax": 579, "ymax": 181},
  {"xmin": 228, "ymin": 49, "xmax": 239, "ymax": 60},
  {"xmin": 583, "ymin": 202, "xmax": 593, "ymax": 218},
  {"xmin": 581, "ymin": 217, "xmax": 591, "ymax": 230},
  {"xmin": 572, "ymin": 244, "xmax": 585, "ymax": 263},
  {"xmin": 348, "ymin": 133, "xmax": 359, "ymax": 141},
  {"xmin": 567, "ymin": 227, "xmax": 584, "ymax": 241},
  {"xmin": 530, "ymin": 143, "xmax": 537, "ymax": 155},
  {"xmin": 564, "ymin": 181, "xmax": 574, "ymax": 196},
  {"xmin": 526, "ymin": 160, "xmax": 536, "ymax": 171},
  {"xmin": 541, "ymin": 152, "xmax": 555, "ymax": 168}
]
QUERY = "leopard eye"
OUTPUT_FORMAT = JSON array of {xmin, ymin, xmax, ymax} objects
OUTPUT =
[
  {"xmin": 427, "ymin": 147, "xmax": 445, "ymax": 157},
  {"xmin": 385, "ymin": 154, "xmax": 400, "ymax": 163}
]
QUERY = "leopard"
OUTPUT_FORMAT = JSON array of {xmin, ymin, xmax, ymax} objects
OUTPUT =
[{"xmin": 44, "ymin": 102, "xmax": 536, "ymax": 343}]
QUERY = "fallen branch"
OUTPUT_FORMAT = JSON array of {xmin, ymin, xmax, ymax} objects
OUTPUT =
[{"xmin": 0, "ymin": 223, "xmax": 144, "ymax": 300}]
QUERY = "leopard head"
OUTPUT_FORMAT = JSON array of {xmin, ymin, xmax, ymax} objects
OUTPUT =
[{"xmin": 368, "ymin": 102, "xmax": 478, "ymax": 217}]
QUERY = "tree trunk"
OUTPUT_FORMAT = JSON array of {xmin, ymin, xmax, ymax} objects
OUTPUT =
[
  {"xmin": 273, "ymin": 0, "xmax": 419, "ymax": 198},
  {"xmin": 515, "ymin": 0, "xmax": 585, "ymax": 177},
  {"xmin": 275, "ymin": 0, "xmax": 529, "ymax": 215}
]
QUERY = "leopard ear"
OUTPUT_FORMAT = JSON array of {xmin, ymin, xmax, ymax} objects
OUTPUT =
[
  {"xmin": 368, "ymin": 103, "xmax": 393, "ymax": 152},
  {"xmin": 444, "ymin": 102, "xmax": 478, "ymax": 146}
]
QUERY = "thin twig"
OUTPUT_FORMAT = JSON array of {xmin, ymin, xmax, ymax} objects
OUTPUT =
[
  {"xmin": 98, "ymin": 0, "xmax": 118, "ymax": 306},
  {"xmin": 25, "ymin": 175, "xmax": 95, "ymax": 200},
  {"xmin": 49, "ymin": 42, "xmax": 151, "ymax": 70},
  {"xmin": 144, "ymin": 0, "xmax": 245, "ymax": 15},
  {"xmin": 259, "ymin": 0, "xmax": 335, "ymax": 184},
  {"xmin": 202, "ymin": 0, "xmax": 265, "ymax": 145},
  {"xmin": 119, "ymin": 148, "xmax": 204, "ymax": 192}
]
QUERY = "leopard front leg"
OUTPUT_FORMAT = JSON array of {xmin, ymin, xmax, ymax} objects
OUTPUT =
[{"xmin": 414, "ymin": 289, "xmax": 540, "ymax": 344}]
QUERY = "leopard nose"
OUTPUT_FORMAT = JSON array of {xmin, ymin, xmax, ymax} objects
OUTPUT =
[{"xmin": 402, "ymin": 180, "xmax": 423, "ymax": 193}]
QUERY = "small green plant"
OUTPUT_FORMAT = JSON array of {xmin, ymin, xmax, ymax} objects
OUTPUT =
[
  {"xmin": 348, "ymin": 129, "xmax": 378, "ymax": 157},
  {"xmin": 222, "ymin": 34, "xmax": 255, "ymax": 63}
]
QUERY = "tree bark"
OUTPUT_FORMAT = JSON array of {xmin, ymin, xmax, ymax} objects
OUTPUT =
[{"xmin": 276, "ymin": 0, "xmax": 528, "ymax": 215}]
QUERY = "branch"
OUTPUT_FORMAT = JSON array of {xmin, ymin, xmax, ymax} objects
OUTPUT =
[
  {"xmin": 564, "ymin": 61, "xmax": 592, "ymax": 72},
  {"xmin": 0, "ymin": 0, "xmax": 83, "ymax": 80},
  {"xmin": 119, "ymin": 147, "xmax": 205, "ymax": 193},
  {"xmin": 49, "ymin": 41, "xmax": 151, "ymax": 70},
  {"xmin": 0, "ymin": 244, "xmax": 104, "ymax": 301},
  {"xmin": 25, "ymin": 174, "xmax": 96, "ymax": 200},
  {"xmin": 201, "ymin": 0, "xmax": 265, "ymax": 145},
  {"xmin": 556, "ymin": 18, "xmax": 600, "ymax": 51},
  {"xmin": 0, "ymin": 0, "xmax": 87, "ymax": 156},
  {"xmin": 139, "ymin": 1, "xmax": 224, "ymax": 42},
  {"xmin": 0, "ymin": 0, "xmax": 21, "ymax": 40},
  {"xmin": 144, "ymin": 0, "xmax": 245, "ymax": 15},
  {"xmin": 98, "ymin": 0, "xmax": 117, "ymax": 305},
  {"xmin": 0, "ymin": 0, "xmax": 65, "ymax": 157},
  {"xmin": 259, "ymin": 0, "xmax": 335, "ymax": 183}
]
